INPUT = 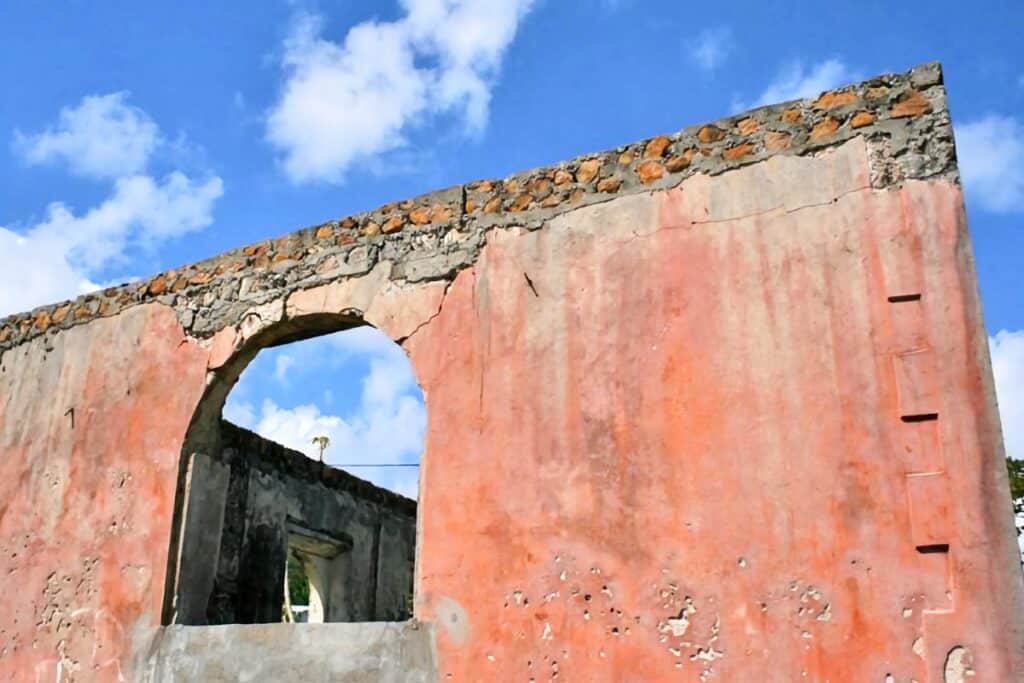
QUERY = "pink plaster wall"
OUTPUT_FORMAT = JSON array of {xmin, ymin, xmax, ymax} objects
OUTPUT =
[
  {"xmin": 0, "ymin": 305, "xmax": 209, "ymax": 681},
  {"xmin": 0, "ymin": 136, "xmax": 1020, "ymax": 681},
  {"xmin": 411, "ymin": 140, "xmax": 1024, "ymax": 680}
]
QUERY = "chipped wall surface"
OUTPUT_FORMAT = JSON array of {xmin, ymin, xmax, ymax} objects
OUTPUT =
[
  {"xmin": 0, "ymin": 305, "xmax": 209, "ymax": 681},
  {"xmin": 1, "ymin": 62, "xmax": 1023, "ymax": 681},
  {"xmin": 410, "ymin": 140, "xmax": 1023, "ymax": 681}
]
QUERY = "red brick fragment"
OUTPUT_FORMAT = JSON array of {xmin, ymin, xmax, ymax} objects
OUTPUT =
[
  {"xmin": 891, "ymin": 89, "xmax": 932, "ymax": 118},
  {"xmin": 636, "ymin": 160, "xmax": 664, "ymax": 184}
]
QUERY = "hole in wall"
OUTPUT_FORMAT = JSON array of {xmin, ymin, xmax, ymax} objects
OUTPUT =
[
  {"xmin": 887, "ymin": 293, "xmax": 922, "ymax": 303},
  {"xmin": 900, "ymin": 413, "xmax": 939, "ymax": 423},
  {"xmin": 915, "ymin": 544, "xmax": 950, "ymax": 555},
  {"xmin": 164, "ymin": 317, "xmax": 424, "ymax": 626}
]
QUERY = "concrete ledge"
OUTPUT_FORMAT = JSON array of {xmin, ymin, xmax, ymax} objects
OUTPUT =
[{"xmin": 137, "ymin": 621, "xmax": 436, "ymax": 682}]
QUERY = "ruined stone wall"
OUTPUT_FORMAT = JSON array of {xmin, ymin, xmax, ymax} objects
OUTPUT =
[
  {"xmin": 196, "ymin": 421, "xmax": 416, "ymax": 625},
  {"xmin": 1, "ymin": 62, "xmax": 1022, "ymax": 681}
]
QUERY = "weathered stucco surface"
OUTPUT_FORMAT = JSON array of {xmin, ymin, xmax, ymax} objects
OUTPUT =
[
  {"xmin": 411, "ymin": 139, "xmax": 1023, "ymax": 680},
  {"xmin": 0, "ymin": 62, "xmax": 1021, "ymax": 681},
  {"xmin": 0, "ymin": 305, "xmax": 209, "ymax": 680}
]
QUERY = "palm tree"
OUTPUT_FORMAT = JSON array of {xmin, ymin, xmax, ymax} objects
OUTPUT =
[{"xmin": 311, "ymin": 435, "xmax": 330, "ymax": 464}]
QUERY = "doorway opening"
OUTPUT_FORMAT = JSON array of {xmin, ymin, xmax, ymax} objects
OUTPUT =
[{"xmin": 165, "ymin": 317, "xmax": 424, "ymax": 626}]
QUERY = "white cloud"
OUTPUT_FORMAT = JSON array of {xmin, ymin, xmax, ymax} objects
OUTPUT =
[
  {"xmin": 1, "ymin": 94, "xmax": 224, "ymax": 318},
  {"xmin": 223, "ymin": 399, "xmax": 257, "ymax": 430},
  {"xmin": 250, "ymin": 362, "xmax": 424, "ymax": 497},
  {"xmin": 14, "ymin": 92, "xmax": 161, "ymax": 179},
  {"xmin": 266, "ymin": 1, "xmax": 535, "ymax": 184},
  {"xmin": 737, "ymin": 58, "xmax": 861, "ymax": 111},
  {"xmin": 223, "ymin": 326, "xmax": 425, "ymax": 497},
  {"xmin": 0, "ymin": 173, "xmax": 222, "ymax": 316},
  {"xmin": 992, "ymin": 330, "xmax": 1024, "ymax": 459},
  {"xmin": 689, "ymin": 28, "xmax": 732, "ymax": 72},
  {"xmin": 955, "ymin": 114, "xmax": 1024, "ymax": 214},
  {"xmin": 274, "ymin": 354, "xmax": 296, "ymax": 383}
]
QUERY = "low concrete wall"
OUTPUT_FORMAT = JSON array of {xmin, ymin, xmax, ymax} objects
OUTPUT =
[{"xmin": 137, "ymin": 622, "xmax": 435, "ymax": 682}]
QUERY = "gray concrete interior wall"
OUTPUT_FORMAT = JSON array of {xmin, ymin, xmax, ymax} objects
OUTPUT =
[{"xmin": 174, "ymin": 421, "xmax": 417, "ymax": 625}]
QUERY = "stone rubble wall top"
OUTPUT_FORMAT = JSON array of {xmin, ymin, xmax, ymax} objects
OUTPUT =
[{"xmin": 0, "ymin": 62, "xmax": 954, "ymax": 354}]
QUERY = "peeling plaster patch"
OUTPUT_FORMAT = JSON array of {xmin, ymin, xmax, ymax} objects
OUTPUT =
[
  {"xmin": 434, "ymin": 596, "xmax": 469, "ymax": 646},
  {"xmin": 662, "ymin": 613, "xmax": 690, "ymax": 637},
  {"xmin": 207, "ymin": 325, "xmax": 241, "ymax": 370},
  {"xmin": 943, "ymin": 646, "xmax": 975, "ymax": 682},
  {"xmin": 285, "ymin": 261, "xmax": 392, "ymax": 321},
  {"xmin": 693, "ymin": 647, "xmax": 724, "ymax": 662},
  {"xmin": 237, "ymin": 299, "xmax": 284, "ymax": 340}
]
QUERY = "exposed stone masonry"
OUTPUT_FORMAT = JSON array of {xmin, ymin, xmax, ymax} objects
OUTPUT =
[{"xmin": 0, "ymin": 62, "xmax": 954, "ymax": 354}]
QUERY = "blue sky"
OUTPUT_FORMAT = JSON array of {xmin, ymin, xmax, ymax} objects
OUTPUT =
[{"xmin": 1, "ymin": 1, "xmax": 1022, "ymax": 494}]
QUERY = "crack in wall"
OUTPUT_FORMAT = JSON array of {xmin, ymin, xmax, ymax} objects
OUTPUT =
[{"xmin": 397, "ymin": 276, "xmax": 458, "ymax": 347}]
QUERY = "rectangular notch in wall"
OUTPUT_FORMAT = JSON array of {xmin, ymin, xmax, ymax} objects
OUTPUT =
[
  {"xmin": 887, "ymin": 293, "xmax": 922, "ymax": 303},
  {"xmin": 915, "ymin": 543, "xmax": 950, "ymax": 554},
  {"xmin": 887, "ymin": 294, "xmax": 929, "ymax": 350},
  {"xmin": 915, "ymin": 541, "xmax": 954, "ymax": 614},
  {"xmin": 906, "ymin": 473, "xmax": 955, "ymax": 613},
  {"xmin": 898, "ymin": 416, "xmax": 943, "ymax": 474},
  {"xmin": 906, "ymin": 472, "xmax": 953, "ymax": 549},
  {"xmin": 900, "ymin": 413, "xmax": 939, "ymax": 423},
  {"xmin": 893, "ymin": 349, "xmax": 941, "ymax": 420},
  {"xmin": 878, "ymin": 230, "xmax": 925, "ymax": 306}
]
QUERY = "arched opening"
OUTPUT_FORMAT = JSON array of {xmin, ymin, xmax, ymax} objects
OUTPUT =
[{"xmin": 164, "ymin": 313, "xmax": 423, "ymax": 626}]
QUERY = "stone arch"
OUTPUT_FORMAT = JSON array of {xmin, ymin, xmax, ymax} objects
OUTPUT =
[{"xmin": 162, "ymin": 268, "xmax": 447, "ymax": 625}]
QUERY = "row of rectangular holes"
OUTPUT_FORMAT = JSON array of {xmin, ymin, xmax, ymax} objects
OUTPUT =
[{"xmin": 888, "ymin": 291, "xmax": 950, "ymax": 557}]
